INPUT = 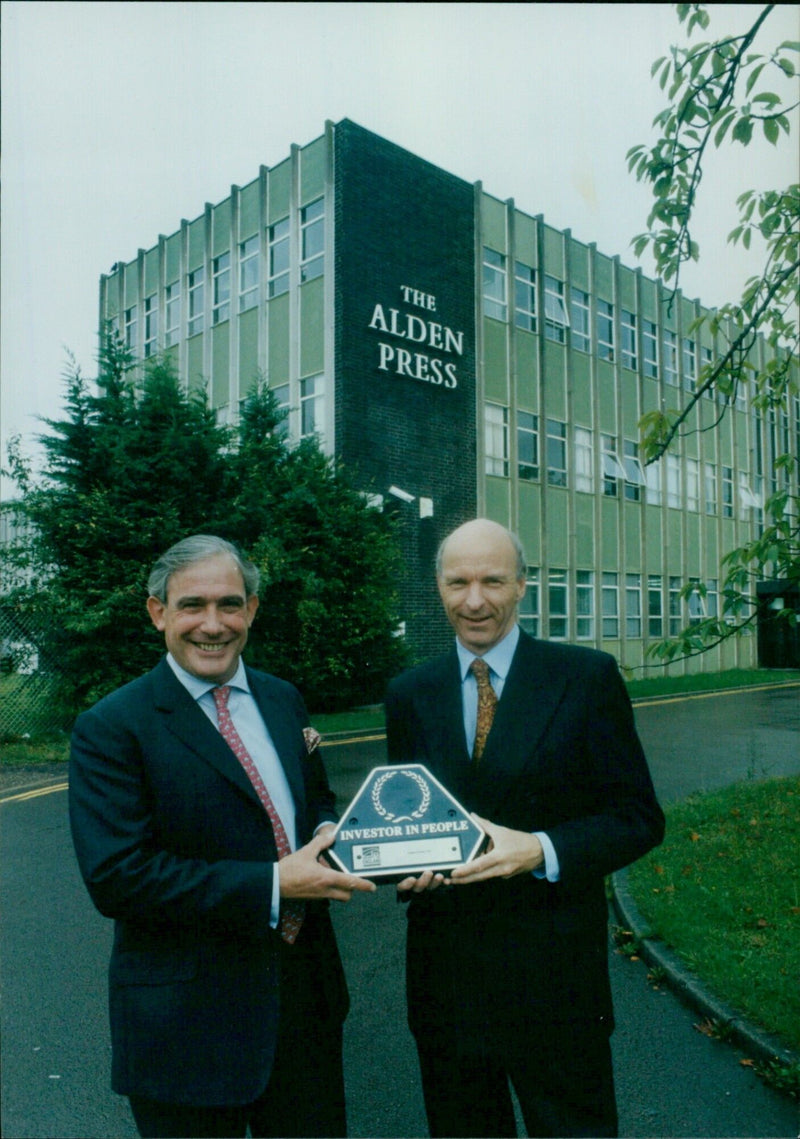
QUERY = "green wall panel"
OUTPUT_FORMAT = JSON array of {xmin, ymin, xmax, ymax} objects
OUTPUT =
[
  {"xmin": 546, "ymin": 489, "xmax": 569, "ymax": 564},
  {"xmin": 212, "ymin": 324, "xmax": 229, "ymax": 407},
  {"xmin": 514, "ymin": 211, "xmax": 537, "ymax": 265},
  {"xmin": 268, "ymin": 293, "xmax": 290, "ymax": 383},
  {"xmin": 300, "ymin": 137, "xmax": 326, "ymax": 204},
  {"xmin": 516, "ymin": 332, "xmax": 538, "ymax": 409},
  {"xmin": 238, "ymin": 307, "xmax": 259, "ymax": 390},
  {"xmin": 165, "ymin": 233, "xmax": 181, "ymax": 283},
  {"xmin": 705, "ymin": 523, "xmax": 718, "ymax": 571},
  {"xmin": 518, "ymin": 483, "xmax": 541, "ymax": 563},
  {"xmin": 543, "ymin": 225, "xmax": 563, "ymax": 277},
  {"xmin": 188, "ymin": 217, "xmax": 205, "ymax": 270},
  {"xmin": 481, "ymin": 195, "xmax": 507, "ymax": 252},
  {"xmin": 213, "ymin": 199, "xmax": 231, "ymax": 257},
  {"xmin": 239, "ymin": 179, "xmax": 260, "ymax": 239},
  {"xmin": 486, "ymin": 476, "xmax": 510, "ymax": 525},
  {"xmin": 645, "ymin": 508, "xmax": 662, "ymax": 567},
  {"xmin": 575, "ymin": 494, "xmax": 594, "ymax": 562},
  {"xmin": 642, "ymin": 378, "xmax": 659, "ymax": 414},
  {"xmin": 188, "ymin": 335, "xmax": 205, "ymax": 393},
  {"xmin": 593, "ymin": 254, "xmax": 613, "ymax": 300},
  {"xmin": 569, "ymin": 241, "xmax": 589, "ymax": 291},
  {"xmin": 600, "ymin": 498, "xmax": 619, "ymax": 568},
  {"xmin": 597, "ymin": 361, "xmax": 616, "ymax": 433},
  {"xmin": 268, "ymin": 160, "xmax": 291, "ymax": 223},
  {"xmin": 144, "ymin": 248, "xmax": 159, "ymax": 295},
  {"xmin": 686, "ymin": 513, "xmax": 701, "ymax": 575},
  {"xmin": 666, "ymin": 511, "xmax": 682, "ymax": 571},
  {"xmin": 483, "ymin": 319, "xmax": 508, "ymax": 401},
  {"xmin": 618, "ymin": 266, "xmax": 636, "ymax": 309},
  {"xmin": 625, "ymin": 504, "xmax": 641, "ymax": 567},
  {"xmin": 300, "ymin": 277, "xmax": 325, "ymax": 376},
  {"xmin": 124, "ymin": 262, "xmax": 138, "ymax": 306}
]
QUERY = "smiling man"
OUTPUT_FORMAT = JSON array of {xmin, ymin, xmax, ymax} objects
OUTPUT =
[
  {"xmin": 69, "ymin": 534, "xmax": 374, "ymax": 1139},
  {"xmin": 385, "ymin": 518, "xmax": 664, "ymax": 1138}
]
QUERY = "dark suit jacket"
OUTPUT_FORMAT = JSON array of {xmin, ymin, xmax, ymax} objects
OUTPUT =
[
  {"xmin": 69, "ymin": 658, "xmax": 348, "ymax": 1105},
  {"xmin": 384, "ymin": 631, "xmax": 664, "ymax": 1042}
]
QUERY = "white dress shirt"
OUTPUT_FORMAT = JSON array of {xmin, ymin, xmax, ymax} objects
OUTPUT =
[
  {"xmin": 456, "ymin": 627, "xmax": 560, "ymax": 882},
  {"xmin": 166, "ymin": 653, "xmax": 293, "ymax": 924}
]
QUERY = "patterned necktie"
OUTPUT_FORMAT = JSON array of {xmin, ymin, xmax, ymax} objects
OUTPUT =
[
  {"xmin": 212, "ymin": 685, "xmax": 304, "ymax": 944},
  {"xmin": 470, "ymin": 658, "xmax": 497, "ymax": 763}
]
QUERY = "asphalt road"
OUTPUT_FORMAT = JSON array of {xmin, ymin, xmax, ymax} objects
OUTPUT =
[{"xmin": 1, "ymin": 684, "xmax": 798, "ymax": 1139}]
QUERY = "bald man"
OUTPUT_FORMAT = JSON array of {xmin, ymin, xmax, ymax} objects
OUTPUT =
[{"xmin": 385, "ymin": 519, "xmax": 664, "ymax": 1138}]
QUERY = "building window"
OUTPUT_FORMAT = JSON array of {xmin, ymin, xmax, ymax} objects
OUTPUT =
[
  {"xmin": 623, "ymin": 439, "xmax": 645, "ymax": 501},
  {"xmin": 706, "ymin": 579, "xmax": 719, "ymax": 619},
  {"xmin": 483, "ymin": 248, "xmax": 507, "ymax": 320},
  {"xmin": 519, "ymin": 568, "xmax": 540, "ymax": 637},
  {"xmin": 300, "ymin": 374, "xmax": 325, "ymax": 437},
  {"xmin": 213, "ymin": 253, "xmax": 231, "ymax": 324},
  {"xmin": 570, "ymin": 287, "xmax": 590, "ymax": 352},
  {"xmin": 621, "ymin": 309, "xmax": 637, "ymax": 370},
  {"xmin": 165, "ymin": 281, "xmax": 181, "ymax": 346},
  {"xmin": 485, "ymin": 404, "xmax": 509, "ymax": 476},
  {"xmin": 683, "ymin": 338, "xmax": 697, "ymax": 392},
  {"xmin": 626, "ymin": 574, "xmax": 642, "ymax": 638},
  {"xmin": 548, "ymin": 569, "xmax": 568, "ymax": 640},
  {"xmin": 576, "ymin": 570, "xmax": 595, "ymax": 640},
  {"xmin": 663, "ymin": 329, "xmax": 678, "ymax": 385},
  {"xmin": 239, "ymin": 236, "xmax": 259, "ymax": 311},
  {"xmin": 143, "ymin": 294, "xmax": 158, "ymax": 358},
  {"xmin": 544, "ymin": 276, "xmax": 568, "ymax": 342},
  {"xmin": 546, "ymin": 419, "xmax": 567, "ymax": 487},
  {"xmin": 302, "ymin": 202, "xmax": 325, "ymax": 280},
  {"xmin": 705, "ymin": 462, "xmax": 717, "ymax": 514},
  {"xmin": 687, "ymin": 578, "xmax": 705, "ymax": 626},
  {"xmin": 722, "ymin": 466, "xmax": 734, "ymax": 517},
  {"xmin": 514, "ymin": 262, "xmax": 536, "ymax": 331},
  {"xmin": 701, "ymin": 346, "xmax": 715, "ymax": 398},
  {"xmin": 596, "ymin": 299, "xmax": 615, "ymax": 362},
  {"xmin": 602, "ymin": 573, "xmax": 619, "ymax": 638},
  {"xmin": 686, "ymin": 457, "xmax": 700, "ymax": 512},
  {"xmin": 645, "ymin": 459, "xmax": 662, "ymax": 505},
  {"xmin": 648, "ymin": 574, "xmax": 663, "ymax": 637},
  {"xmin": 188, "ymin": 267, "xmax": 205, "ymax": 336},
  {"xmin": 574, "ymin": 426, "xmax": 594, "ymax": 493},
  {"xmin": 271, "ymin": 383, "xmax": 290, "ymax": 438},
  {"xmin": 268, "ymin": 218, "xmax": 290, "ymax": 297},
  {"xmin": 301, "ymin": 198, "xmax": 325, "ymax": 282},
  {"xmin": 668, "ymin": 576, "xmax": 683, "ymax": 635},
  {"xmin": 667, "ymin": 453, "xmax": 681, "ymax": 508},
  {"xmin": 602, "ymin": 435, "xmax": 626, "ymax": 497},
  {"xmin": 517, "ymin": 411, "xmax": 539, "ymax": 481},
  {"xmin": 738, "ymin": 473, "xmax": 762, "ymax": 519},
  {"xmin": 125, "ymin": 306, "xmax": 138, "ymax": 351},
  {"xmin": 642, "ymin": 319, "xmax": 658, "ymax": 378}
]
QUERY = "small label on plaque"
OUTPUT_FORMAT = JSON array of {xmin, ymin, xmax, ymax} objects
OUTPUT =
[{"xmin": 326, "ymin": 764, "xmax": 486, "ymax": 882}]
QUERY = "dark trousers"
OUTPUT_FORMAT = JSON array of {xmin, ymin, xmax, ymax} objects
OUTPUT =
[
  {"xmin": 129, "ymin": 936, "xmax": 347, "ymax": 1139},
  {"xmin": 415, "ymin": 1023, "xmax": 618, "ymax": 1139}
]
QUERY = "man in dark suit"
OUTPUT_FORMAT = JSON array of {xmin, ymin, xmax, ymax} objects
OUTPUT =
[
  {"xmin": 385, "ymin": 518, "xmax": 665, "ymax": 1138},
  {"xmin": 69, "ymin": 534, "xmax": 375, "ymax": 1139}
]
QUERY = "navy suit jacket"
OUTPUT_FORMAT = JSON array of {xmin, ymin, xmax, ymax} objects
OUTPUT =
[
  {"xmin": 384, "ymin": 631, "xmax": 664, "ymax": 1039},
  {"xmin": 69, "ymin": 658, "xmax": 347, "ymax": 1105}
]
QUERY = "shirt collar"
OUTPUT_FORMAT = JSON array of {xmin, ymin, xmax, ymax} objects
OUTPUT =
[
  {"xmin": 166, "ymin": 653, "xmax": 251, "ymax": 701},
  {"xmin": 456, "ymin": 624, "xmax": 520, "ymax": 682}
]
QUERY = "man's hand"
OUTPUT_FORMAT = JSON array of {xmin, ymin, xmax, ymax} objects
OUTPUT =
[
  {"xmin": 396, "ymin": 869, "xmax": 446, "ymax": 895},
  {"xmin": 279, "ymin": 827, "xmax": 376, "ymax": 902},
  {"xmin": 448, "ymin": 815, "xmax": 544, "ymax": 884}
]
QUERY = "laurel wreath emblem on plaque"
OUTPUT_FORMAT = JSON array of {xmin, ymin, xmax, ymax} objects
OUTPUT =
[{"xmin": 371, "ymin": 769, "xmax": 431, "ymax": 822}]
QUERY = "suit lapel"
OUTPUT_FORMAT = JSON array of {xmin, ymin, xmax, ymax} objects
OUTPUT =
[
  {"xmin": 246, "ymin": 668, "xmax": 307, "ymax": 832},
  {"xmin": 472, "ymin": 632, "xmax": 568, "ymax": 814},
  {"xmin": 413, "ymin": 648, "xmax": 474, "ymax": 801}
]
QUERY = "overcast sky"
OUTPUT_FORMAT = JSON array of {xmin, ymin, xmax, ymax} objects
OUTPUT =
[{"xmin": 2, "ymin": 1, "xmax": 798, "ymax": 497}]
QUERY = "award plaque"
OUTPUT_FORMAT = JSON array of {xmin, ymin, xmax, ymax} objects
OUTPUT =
[{"xmin": 326, "ymin": 764, "xmax": 486, "ymax": 882}]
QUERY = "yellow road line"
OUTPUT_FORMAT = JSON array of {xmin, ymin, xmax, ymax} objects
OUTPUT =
[
  {"xmin": 634, "ymin": 681, "xmax": 800, "ymax": 708},
  {"xmin": 0, "ymin": 782, "xmax": 69, "ymax": 805}
]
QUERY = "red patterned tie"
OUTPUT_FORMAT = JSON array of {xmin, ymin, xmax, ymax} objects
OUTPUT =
[
  {"xmin": 212, "ymin": 685, "xmax": 304, "ymax": 944},
  {"xmin": 470, "ymin": 658, "xmax": 497, "ymax": 763}
]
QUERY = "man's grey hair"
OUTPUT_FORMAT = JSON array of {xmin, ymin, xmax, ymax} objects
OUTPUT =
[
  {"xmin": 147, "ymin": 535, "xmax": 260, "ymax": 601},
  {"xmin": 435, "ymin": 523, "xmax": 527, "ymax": 580}
]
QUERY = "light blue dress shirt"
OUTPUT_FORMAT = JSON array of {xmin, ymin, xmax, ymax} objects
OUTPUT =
[
  {"xmin": 456, "ymin": 626, "xmax": 560, "ymax": 882},
  {"xmin": 166, "ymin": 653, "xmax": 293, "ymax": 924}
]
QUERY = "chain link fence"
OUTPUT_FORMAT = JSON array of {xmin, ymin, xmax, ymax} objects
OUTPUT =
[{"xmin": 0, "ymin": 605, "xmax": 71, "ymax": 739}]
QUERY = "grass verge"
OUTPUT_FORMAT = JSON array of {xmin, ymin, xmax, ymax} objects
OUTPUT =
[{"xmin": 627, "ymin": 775, "xmax": 800, "ymax": 1068}]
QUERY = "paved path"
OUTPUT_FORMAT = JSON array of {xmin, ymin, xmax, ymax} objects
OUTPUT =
[{"xmin": 1, "ymin": 685, "xmax": 798, "ymax": 1138}]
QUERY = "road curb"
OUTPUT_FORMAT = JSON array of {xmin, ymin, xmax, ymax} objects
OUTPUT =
[{"xmin": 611, "ymin": 867, "xmax": 798, "ymax": 1069}]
